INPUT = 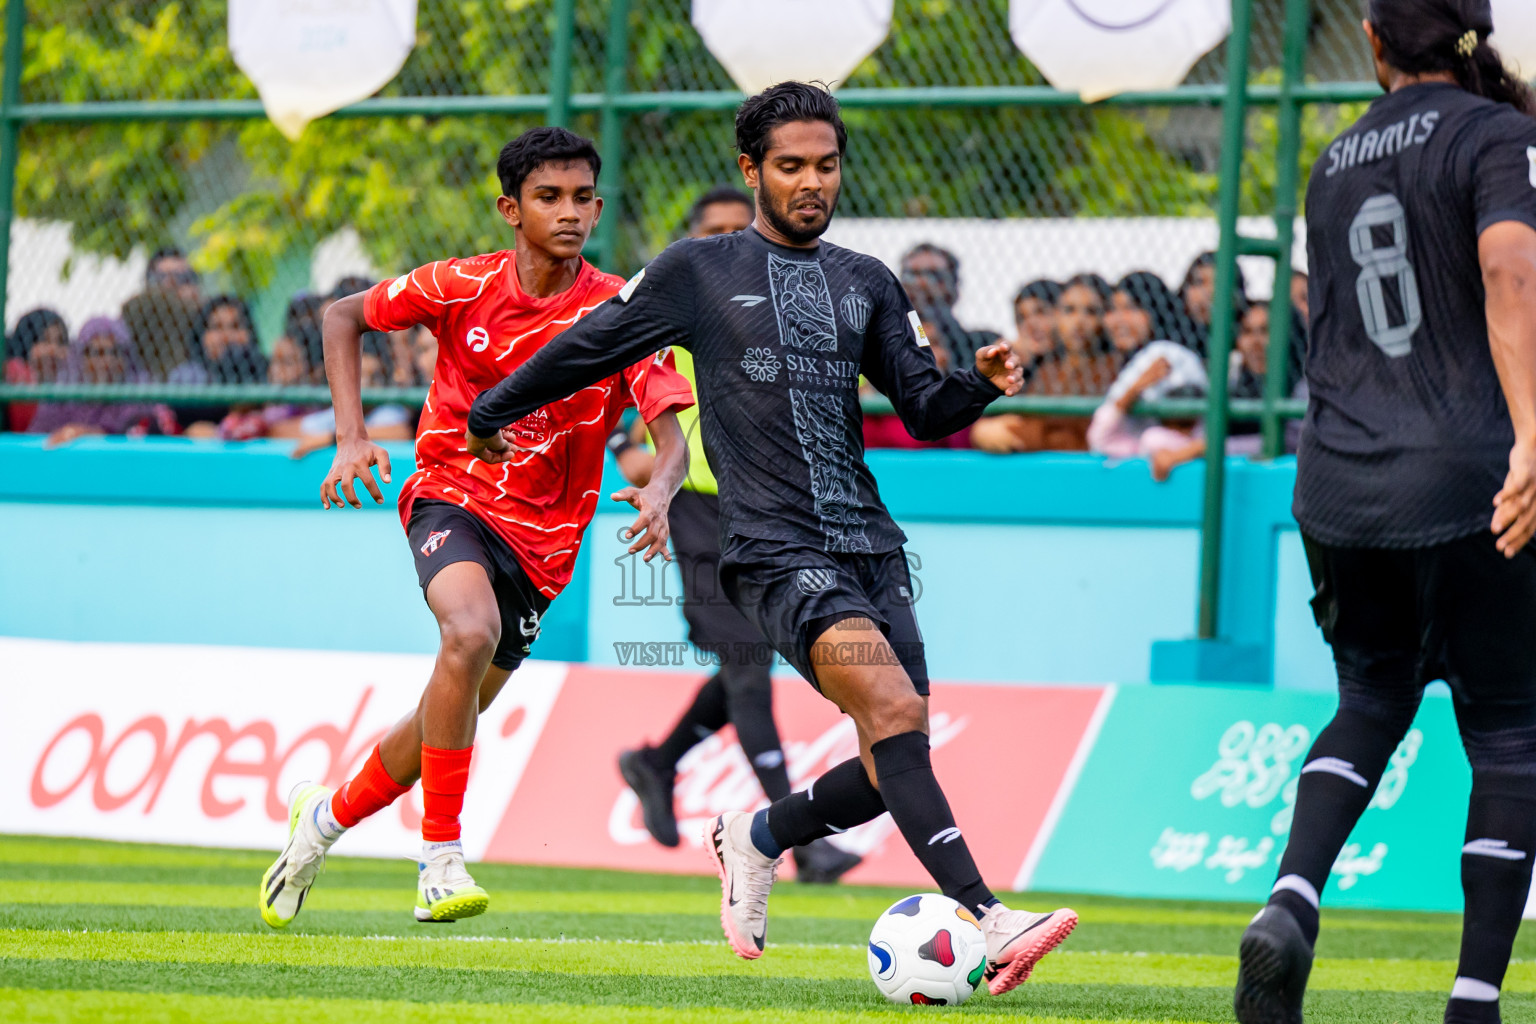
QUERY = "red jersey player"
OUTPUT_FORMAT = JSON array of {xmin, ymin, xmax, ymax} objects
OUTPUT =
[{"xmin": 259, "ymin": 127, "xmax": 693, "ymax": 928}]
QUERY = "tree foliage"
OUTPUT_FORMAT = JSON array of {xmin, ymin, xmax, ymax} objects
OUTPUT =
[{"xmin": 10, "ymin": 0, "xmax": 1364, "ymax": 297}]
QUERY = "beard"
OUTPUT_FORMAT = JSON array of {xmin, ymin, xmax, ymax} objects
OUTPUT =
[{"xmin": 758, "ymin": 183, "xmax": 839, "ymax": 245}]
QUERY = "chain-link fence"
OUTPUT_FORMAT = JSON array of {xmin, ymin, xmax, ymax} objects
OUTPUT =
[{"xmin": 0, "ymin": 0, "xmax": 1374, "ymax": 409}]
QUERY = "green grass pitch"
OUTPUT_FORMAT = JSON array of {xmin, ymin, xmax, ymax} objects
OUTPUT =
[{"xmin": 2, "ymin": 835, "xmax": 1531, "ymax": 1022}]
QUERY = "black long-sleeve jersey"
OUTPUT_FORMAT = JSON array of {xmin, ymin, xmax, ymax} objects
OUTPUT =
[
  {"xmin": 469, "ymin": 227, "xmax": 1003, "ymax": 553},
  {"xmin": 1296, "ymin": 83, "xmax": 1536, "ymax": 547}
]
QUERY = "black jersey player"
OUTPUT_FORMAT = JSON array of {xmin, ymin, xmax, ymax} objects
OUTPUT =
[
  {"xmin": 465, "ymin": 82, "xmax": 1077, "ymax": 996},
  {"xmin": 1236, "ymin": 3, "xmax": 1536, "ymax": 1023},
  {"xmin": 611, "ymin": 186, "xmax": 861, "ymax": 885}
]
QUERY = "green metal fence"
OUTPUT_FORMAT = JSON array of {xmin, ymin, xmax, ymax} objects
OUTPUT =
[{"xmin": 0, "ymin": 0, "xmax": 1381, "ymax": 648}]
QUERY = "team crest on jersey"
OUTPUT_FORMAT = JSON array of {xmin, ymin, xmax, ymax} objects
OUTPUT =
[
  {"xmin": 387, "ymin": 275, "xmax": 408, "ymax": 300},
  {"xmin": 420, "ymin": 529, "xmax": 452, "ymax": 556},
  {"xmin": 796, "ymin": 568, "xmax": 837, "ymax": 595},
  {"xmin": 838, "ymin": 290, "xmax": 872, "ymax": 334}
]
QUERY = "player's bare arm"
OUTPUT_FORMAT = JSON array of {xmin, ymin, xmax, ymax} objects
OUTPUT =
[
  {"xmin": 612, "ymin": 409, "xmax": 687, "ymax": 562},
  {"xmin": 1480, "ymin": 220, "xmax": 1536, "ymax": 556},
  {"xmin": 319, "ymin": 290, "xmax": 394, "ymax": 509}
]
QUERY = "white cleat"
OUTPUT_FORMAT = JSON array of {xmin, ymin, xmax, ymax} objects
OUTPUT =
[
  {"xmin": 704, "ymin": 812, "xmax": 780, "ymax": 959},
  {"xmin": 979, "ymin": 903, "xmax": 1078, "ymax": 995},
  {"xmin": 259, "ymin": 782, "xmax": 337, "ymax": 928},
  {"xmin": 414, "ymin": 841, "xmax": 489, "ymax": 923}
]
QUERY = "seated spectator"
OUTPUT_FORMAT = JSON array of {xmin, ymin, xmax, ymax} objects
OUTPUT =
[
  {"xmin": 1289, "ymin": 268, "xmax": 1309, "ymax": 322},
  {"xmin": 121, "ymin": 247, "xmax": 203, "ymax": 380},
  {"xmin": 1026, "ymin": 273, "xmax": 1121, "ymax": 396},
  {"xmin": 1176, "ymin": 251, "xmax": 1248, "ymax": 356},
  {"xmin": 290, "ymin": 330, "xmax": 415, "ymax": 458},
  {"xmin": 391, "ymin": 324, "xmax": 437, "ymax": 387},
  {"xmin": 175, "ymin": 295, "xmax": 267, "ymax": 436},
  {"xmin": 28, "ymin": 317, "xmax": 177, "ymax": 445},
  {"xmin": 899, "ymin": 243, "xmax": 998, "ymax": 370},
  {"xmin": 1086, "ymin": 340, "xmax": 1208, "ymax": 459},
  {"xmin": 1107, "ymin": 271, "xmax": 1184, "ymax": 359},
  {"xmin": 1105, "ymin": 302, "xmax": 1303, "ymax": 481},
  {"xmin": 1009, "ymin": 279, "xmax": 1060, "ymax": 360},
  {"xmin": 283, "ymin": 293, "xmax": 326, "ymax": 379},
  {"xmin": 5, "ymin": 307, "xmax": 68, "ymax": 431},
  {"xmin": 216, "ymin": 333, "xmax": 317, "ymax": 440}
]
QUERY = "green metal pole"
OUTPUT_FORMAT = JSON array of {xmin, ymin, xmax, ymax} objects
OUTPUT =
[
  {"xmin": 546, "ymin": 0, "xmax": 578, "ymax": 127},
  {"xmin": 1196, "ymin": 0, "xmax": 1256, "ymax": 640},
  {"xmin": 0, "ymin": 0, "xmax": 26, "ymax": 353},
  {"xmin": 1261, "ymin": 0, "xmax": 1311, "ymax": 457},
  {"xmin": 590, "ymin": 0, "xmax": 632, "ymax": 272}
]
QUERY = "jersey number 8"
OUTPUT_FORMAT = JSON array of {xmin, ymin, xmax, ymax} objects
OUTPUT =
[{"xmin": 1348, "ymin": 193, "xmax": 1422, "ymax": 358}]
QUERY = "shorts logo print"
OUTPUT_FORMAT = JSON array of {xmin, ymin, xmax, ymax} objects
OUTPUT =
[
  {"xmin": 796, "ymin": 568, "xmax": 837, "ymax": 594},
  {"xmin": 420, "ymin": 529, "xmax": 452, "ymax": 556},
  {"xmin": 518, "ymin": 611, "xmax": 541, "ymax": 653}
]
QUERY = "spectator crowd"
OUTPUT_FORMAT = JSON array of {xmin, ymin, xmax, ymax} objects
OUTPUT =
[
  {"xmin": 3, "ymin": 231, "xmax": 1306, "ymax": 480},
  {"xmin": 865, "ymin": 241, "xmax": 1309, "ymax": 478},
  {"xmin": 3, "ymin": 248, "xmax": 434, "ymax": 450}
]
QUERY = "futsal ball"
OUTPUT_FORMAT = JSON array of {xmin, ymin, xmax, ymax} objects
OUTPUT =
[{"xmin": 866, "ymin": 893, "xmax": 987, "ymax": 1005}]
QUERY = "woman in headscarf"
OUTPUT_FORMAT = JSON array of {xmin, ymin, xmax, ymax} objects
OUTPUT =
[
  {"xmin": 172, "ymin": 295, "xmax": 268, "ymax": 435},
  {"xmin": 1106, "ymin": 271, "xmax": 1185, "ymax": 359},
  {"xmin": 5, "ymin": 307, "xmax": 69, "ymax": 431},
  {"xmin": 27, "ymin": 317, "xmax": 177, "ymax": 444}
]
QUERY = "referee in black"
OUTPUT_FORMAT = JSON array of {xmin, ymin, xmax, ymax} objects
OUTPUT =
[
  {"xmin": 1237, "ymin": 3, "xmax": 1536, "ymax": 1023},
  {"xmin": 610, "ymin": 186, "xmax": 861, "ymax": 884}
]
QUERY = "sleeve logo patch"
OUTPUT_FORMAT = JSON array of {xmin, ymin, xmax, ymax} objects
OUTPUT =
[
  {"xmin": 907, "ymin": 309, "xmax": 930, "ymax": 348},
  {"xmin": 387, "ymin": 275, "xmax": 408, "ymax": 300},
  {"xmin": 1528, "ymin": 146, "xmax": 1536, "ymax": 189},
  {"xmin": 619, "ymin": 268, "xmax": 646, "ymax": 303}
]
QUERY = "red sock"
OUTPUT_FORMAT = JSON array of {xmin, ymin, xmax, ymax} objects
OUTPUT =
[
  {"xmin": 420, "ymin": 744, "xmax": 473, "ymax": 843},
  {"xmin": 332, "ymin": 746, "xmax": 411, "ymax": 828}
]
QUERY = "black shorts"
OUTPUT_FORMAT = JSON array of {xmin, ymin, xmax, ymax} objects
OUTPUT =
[
  {"xmin": 669, "ymin": 490, "xmax": 767, "ymax": 663},
  {"xmin": 407, "ymin": 500, "xmax": 551, "ymax": 671},
  {"xmin": 1304, "ymin": 531, "xmax": 1536, "ymax": 731},
  {"xmin": 718, "ymin": 534, "xmax": 929, "ymax": 695}
]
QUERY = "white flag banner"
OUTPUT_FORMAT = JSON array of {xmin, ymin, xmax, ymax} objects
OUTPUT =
[
  {"xmin": 1492, "ymin": 0, "xmax": 1536, "ymax": 81},
  {"xmin": 230, "ymin": 0, "xmax": 419, "ymax": 141},
  {"xmin": 1010, "ymin": 0, "xmax": 1230, "ymax": 103},
  {"xmin": 692, "ymin": 0, "xmax": 893, "ymax": 94}
]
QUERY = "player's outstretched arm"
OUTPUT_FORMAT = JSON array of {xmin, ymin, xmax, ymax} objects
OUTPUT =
[
  {"xmin": 611, "ymin": 410, "xmax": 688, "ymax": 563},
  {"xmin": 468, "ymin": 247, "xmax": 697, "ymax": 460},
  {"xmin": 319, "ymin": 292, "xmax": 393, "ymax": 510},
  {"xmin": 1482, "ymin": 221, "xmax": 1536, "ymax": 557},
  {"xmin": 863, "ymin": 275, "xmax": 1022, "ymax": 441}
]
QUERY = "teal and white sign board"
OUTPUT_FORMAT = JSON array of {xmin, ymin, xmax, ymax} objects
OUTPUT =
[{"xmin": 1032, "ymin": 684, "xmax": 1472, "ymax": 912}]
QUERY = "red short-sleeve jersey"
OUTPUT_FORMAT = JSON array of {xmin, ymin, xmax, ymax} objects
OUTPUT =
[{"xmin": 364, "ymin": 252, "xmax": 694, "ymax": 597}]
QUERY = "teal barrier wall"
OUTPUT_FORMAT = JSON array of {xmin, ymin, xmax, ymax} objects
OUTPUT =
[{"xmin": 0, "ymin": 437, "xmax": 1331, "ymax": 687}]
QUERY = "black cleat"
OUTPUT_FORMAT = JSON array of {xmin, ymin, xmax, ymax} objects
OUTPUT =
[
  {"xmin": 618, "ymin": 747, "xmax": 679, "ymax": 848},
  {"xmin": 1235, "ymin": 904, "xmax": 1313, "ymax": 1024},
  {"xmin": 792, "ymin": 838, "xmax": 862, "ymax": 884}
]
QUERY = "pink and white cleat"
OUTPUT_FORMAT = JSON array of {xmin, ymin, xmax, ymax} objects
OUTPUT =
[
  {"xmin": 978, "ymin": 903, "xmax": 1078, "ymax": 995},
  {"xmin": 704, "ymin": 812, "xmax": 780, "ymax": 960}
]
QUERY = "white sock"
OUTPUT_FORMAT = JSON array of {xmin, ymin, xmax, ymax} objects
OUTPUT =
[
  {"xmin": 1451, "ymin": 977, "xmax": 1500, "ymax": 1002},
  {"xmin": 310, "ymin": 795, "xmax": 347, "ymax": 844},
  {"xmin": 422, "ymin": 839, "xmax": 463, "ymax": 862}
]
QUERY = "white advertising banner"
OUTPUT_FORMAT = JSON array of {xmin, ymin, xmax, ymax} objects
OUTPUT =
[
  {"xmin": 1009, "ymin": 0, "xmax": 1230, "ymax": 102},
  {"xmin": 692, "ymin": 0, "xmax": 893, "ymax": 94},
  {"xmin": 229, "ymin": 0, "xmax": 419, "ymax": 140},
  {"xmin": 0, "ymin": 637, "xmax": 563, "ymax": 861}
]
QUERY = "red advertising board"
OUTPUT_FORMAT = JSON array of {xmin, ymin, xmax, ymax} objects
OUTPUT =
[{"xmin": 485, "ymin": 666, "xmax": 1107, "ymax": 888}]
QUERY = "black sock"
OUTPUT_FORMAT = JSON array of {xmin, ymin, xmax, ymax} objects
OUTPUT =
[
  {"xmin": 652, "ymin": 674, "xmax": 729, "ymax": 771},
  {"xmin": 721, "ymin": 662, "xmax": 791, "ymax": 802},
  {"xmin": 870, "ymin": 731, "xmax": 994, "ymax": 914},
  {"xmin": 758, "ymin": 757, "xmax": 885, "ymax": 856},
  {"xmin": 1269, "ymin": 706, "xmax": 1410, "ymax": 946},
  {"xmin": 1446, "ymin": 768, "xmax": 1536, "ymax": 1023}
]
